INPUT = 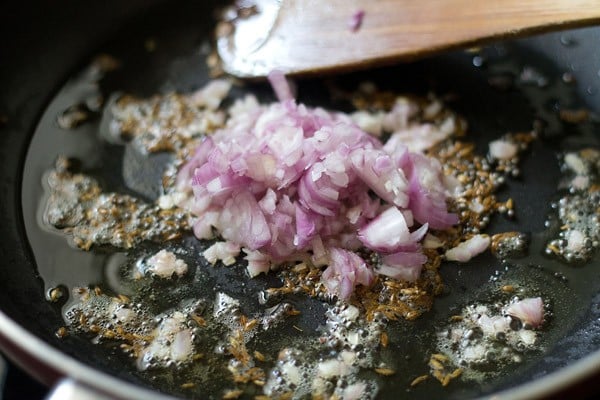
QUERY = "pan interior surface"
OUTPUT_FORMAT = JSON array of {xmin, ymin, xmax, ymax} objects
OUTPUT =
[{"xmin": 8, "ymin": 0, "xmax": 600, "ymax": 399}]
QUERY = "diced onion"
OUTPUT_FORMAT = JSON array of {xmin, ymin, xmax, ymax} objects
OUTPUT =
[
  {"xmin": 445, "ymin": 234, "xmax": 490, "ymax": 262},
  {"xmin": 179, "ymin": 83, "xmax": 458, "ymax": 299},
  {"xmin": 506, "ymin": 297, "xmax": 544, "ymax": 328}
]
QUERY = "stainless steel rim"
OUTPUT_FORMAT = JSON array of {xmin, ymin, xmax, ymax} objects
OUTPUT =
[{"xmin": 2, "ymin": 307, "xmax": 600, "ymax": 399}]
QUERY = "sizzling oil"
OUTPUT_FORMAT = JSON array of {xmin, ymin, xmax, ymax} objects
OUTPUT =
[{"xmin": 20, "ymin": 19, "xmax": 600, "ymax": 400}]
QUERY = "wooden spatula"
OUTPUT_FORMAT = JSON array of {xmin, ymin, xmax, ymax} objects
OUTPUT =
[{"xmin": 216, "ymin": 0, "xmax": 600, "ymax": 78}]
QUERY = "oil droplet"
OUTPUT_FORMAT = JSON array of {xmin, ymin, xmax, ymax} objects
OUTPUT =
[
  {"xmin": 586, "ymin": 86, "xmax": 596, "ymax": 96},
  {"xmin": 560, "ymin": 35, "xmax": 577, "ymax": 47},
  {"xmin": 472, "ymin": 55, "xmax": 486, "ymax": 68},
  {"xmin": 562, "ymin": 72, "xmax": 575, "ymax": 84}
]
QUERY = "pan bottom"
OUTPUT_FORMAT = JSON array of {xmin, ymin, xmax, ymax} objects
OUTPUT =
[{"xmin": 18, "ymin": 3, "xmax": 600, "ymax": 399}]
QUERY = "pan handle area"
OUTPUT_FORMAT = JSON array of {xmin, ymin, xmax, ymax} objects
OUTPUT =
[{"xmin": 46, "ymin": 379, "xmax": 113, "ymax": 400}]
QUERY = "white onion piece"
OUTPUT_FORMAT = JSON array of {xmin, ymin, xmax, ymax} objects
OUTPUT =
[
  {"xmin": 280, "ymin": 362, "xmax": 302, "ymax": 386},
  {"xmin": 571, "ymin": 175, "xmax": 590, "ymax": 190},
  {"xmin": 321, "ymin": 248, "xmax": 374, "ymax": 300},
  {"xmin": 423, "ymin": 233, "xmax": 444, "ymax": 249},
  {"xmin": 176, "ymin": 137, "xmax": 214, "ymax": 192},
  {"xmin": 243, "ymin": 248, "xmax": 272, "ymax": 277},
  {"xmin": 376, "ymin": 262, "xmax": 422, "ymax": 282},
  {"xmin": 423, "ymin": 100, "xmax": 443, "ymax": 119},
  {"xmin": 192, "ymin": 209, "xmax": 219, "ymax": 240},
  {"xmin": 566, "ymin": 230, "xmax": 586, "ymax": 252},
  {"xmin": 357, "ymin": 207, "xmax": 411, "ymax": 252},
  {"xmin": 342, "ymin": 382, "xmax": 368, "ymax": 400},
  {"xmin": 385, "ymin": 124, "xmax": 450, "ymax": 154},
  {"xmin": 108, "ymin": 303, "xmax": 135, "ymax": 324},
  {"xmin": 506, "ymin": 297, "xmax": 544, "ymax": 328},
  {"xmin": 443, "ymin": 173, "xmax": 463, "ymax": 197},
  {"xmin": 350, "ymin": 148, "xmax": 409, "ymax": 208},
  {"xmin": 145, "ymin": 250, "xmax": 188, "ymax": 278},
  {"xmin": 564, "ymin": 152, "xmax": 587, "ymax": 175},
  {"xmin": 157, "ymin": 192, "xmax": 186, "ymax": 210},
  {"xmin": 203, "ymin": 241, "xmax": 241, "ymax": 266},
  {"xmin": 317, "ymin": 359, "xmax": 349, "ymax": 379},
  {"xmin": 138, "ymin": 312, "xmax": 193, "ymax": 370},
  {"xmin": 382, "ymin": 97, "xmax": 419, "ymax": 131},
  {"xmin": 171, "ymin": 329, "xmax": 194, "ymax": 362},
  {"xmin": 351, "ymin": 110, "xmax": 384, "ymax": 136},
  {"xmin": 406, "ymin": 153, "xmax": 459, "ymax": 229},
  {"xmin": 445, "ymin": 234, "xmax": 491, "ymax": 262},
  {"xmin": 310, "ymin": 236, "xmax": 328, "ymax": 267},
  {"xmin": 378, "ymin": 243, "xmax": 428, "ymax": 281},
  {"xmin": 218, "ymin": 191, "xmax": 271, "ymax": 250},
  {"xmin": 462, "ymin": 344, "xmax": 486, "ymax": 362},
  {"xmin": 476, "ymin": 314, "xmax": 496, "ymax": 337},
  {"xmin": 189, "ymin": 79, "xmax": 232, "ymax": 110},
  {"xmin": 489, "ymin": 139, "xmax": 518, "ymax": 160}
]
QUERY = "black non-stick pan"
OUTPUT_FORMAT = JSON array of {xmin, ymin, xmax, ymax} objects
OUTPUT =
[{"xmin": 1, "ymin": 0, "xmax": 600, "ymax": 399}]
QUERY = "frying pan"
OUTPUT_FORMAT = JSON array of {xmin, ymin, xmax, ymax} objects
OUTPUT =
[{"xmin": 1, "ymin": 0, "xmax": 600, "ymax": 399}]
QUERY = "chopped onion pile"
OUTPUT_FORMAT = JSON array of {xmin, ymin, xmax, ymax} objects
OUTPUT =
[{"xmin": 178, "ymin": 90, "xmax": 458, "ymax": 299}]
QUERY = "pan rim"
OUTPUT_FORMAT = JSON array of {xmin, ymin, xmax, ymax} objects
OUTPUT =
[
  {"xmin": 0, "ymin": 310, "xmax": 176, "ymax": 400},
  {"xmin": 2, "ymin": 306, "xmax": 600, "ymax": 399}
]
